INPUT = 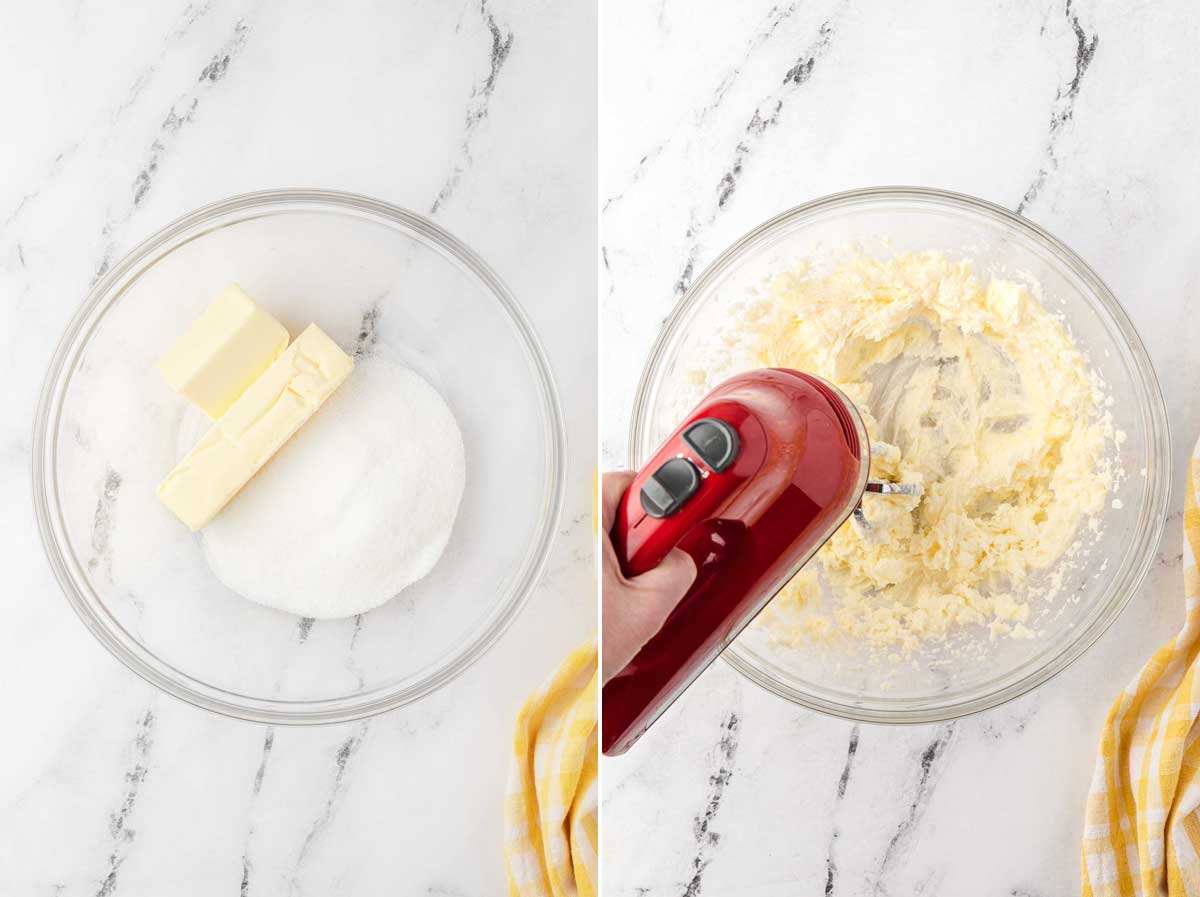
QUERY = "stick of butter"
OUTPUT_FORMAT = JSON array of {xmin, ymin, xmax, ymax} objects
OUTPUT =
[
  {"xmin": 157, "ymin": 324, "xmax": 354, "ymax": 530},
  {"xmin": 156, "ymin": 284, "xmax": 290, "ymax": 419}
]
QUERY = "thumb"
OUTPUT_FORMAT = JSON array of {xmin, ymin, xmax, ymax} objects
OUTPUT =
[{"xmin": 628, "ymin": 548, "xmax": 697, "ymax": 599}]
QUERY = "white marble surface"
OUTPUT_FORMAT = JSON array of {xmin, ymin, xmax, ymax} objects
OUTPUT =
[
  {"xmin": 0, "ymin": 2, "xmax": 595, "ymax": 894},
  {"xmin": 601, "ymin": 1, "xmax": 1200, "ymax": 894}
]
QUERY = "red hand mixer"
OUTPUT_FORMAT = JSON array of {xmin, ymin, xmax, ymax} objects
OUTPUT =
[{"xmin": 603, "ymin": 368, "xmax": 919, "ymax": 756}]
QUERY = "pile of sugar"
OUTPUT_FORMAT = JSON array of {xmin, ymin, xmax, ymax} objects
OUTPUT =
[{"xmin": 200, "ymin": 356, "xmax": 466, "ymax": 619}]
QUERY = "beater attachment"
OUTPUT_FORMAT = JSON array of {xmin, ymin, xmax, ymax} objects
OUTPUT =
[{"xmin": 852, "ymin": 480, "xmax": 924, "ymax": 536}]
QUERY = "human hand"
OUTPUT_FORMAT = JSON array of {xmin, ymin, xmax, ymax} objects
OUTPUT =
[{"xmin": 601, "ymin": 471, "xmax": 697, "ymax": 683}]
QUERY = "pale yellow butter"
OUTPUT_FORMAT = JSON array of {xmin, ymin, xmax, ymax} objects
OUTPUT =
[
  {"xmin": 157, "ymin": 324, "xmax": 353, "ymax": 530},
  {"xmin": 156, "ymin": 284, "xmax": 290, "ymax": 419}
]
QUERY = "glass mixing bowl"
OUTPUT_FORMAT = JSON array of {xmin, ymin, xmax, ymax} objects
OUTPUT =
[
  {"xmin": 33, "ymin": 189, "xmax": 565, "ymax": 724},
  {"xmin": 629, "ymin": 186, "xmax": 1169, "ymax": 723}
]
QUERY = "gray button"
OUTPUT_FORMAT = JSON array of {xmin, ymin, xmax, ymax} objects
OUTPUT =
[
  {"xmin": 640, "ymin": 457, "xmax": 701, "ymax": 517},
  {"xmin": 682, "ymin": 418, "xmax": 739, "ymax": 473}
]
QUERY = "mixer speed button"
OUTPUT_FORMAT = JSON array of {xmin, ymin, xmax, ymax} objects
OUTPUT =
[
  {"xmin": 682, "ymin": 418, "xmax": 740, "ymax": 473},
  {"xmin": 640, "ymin": 457, "xmax": 701, "ymax": 518}
]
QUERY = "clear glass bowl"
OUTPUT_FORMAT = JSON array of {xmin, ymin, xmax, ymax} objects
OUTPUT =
[
  {"xmin": 33, "ymin": 188, "xmax": 565, "ymax": 724},
  {"xmin": 629, "ymin": 186, "xmax": 1169, "ymax": 723}
]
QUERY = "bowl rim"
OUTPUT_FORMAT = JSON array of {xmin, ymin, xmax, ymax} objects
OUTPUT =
[
  {"xmin": 32, "ymin": 187, "xmax": 567, "ymax": 725},
  {"xmin": 627, "ymin": 185, "xmax": 1171, "ymax": 724}
]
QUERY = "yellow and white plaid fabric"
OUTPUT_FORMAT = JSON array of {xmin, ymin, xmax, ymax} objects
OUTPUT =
[
  {"xmin": 505, "ymin": 640, "xmax": 598, "ymax": 897},
  {"xmin": 1083, "ymin": 450, "xmax": 1200, "ymax": 895}
]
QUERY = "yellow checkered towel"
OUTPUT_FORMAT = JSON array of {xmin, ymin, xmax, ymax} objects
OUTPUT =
[
  {"xmin": 1083, "ymin": 453, "xmax": 1200, "ymax": 895},
  {"xmin": 505, "ymin": 640, "xmax": 598, "ymax": 897}
]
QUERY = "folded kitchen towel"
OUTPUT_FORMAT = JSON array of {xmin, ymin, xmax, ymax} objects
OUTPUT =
[
  {"xmin": 505, "ymin": 640, "xmax": 598, "ymax": 897},
  {"xmin": 1083, "ymin": 453, "xmax": 1200, "ymax": 895}
]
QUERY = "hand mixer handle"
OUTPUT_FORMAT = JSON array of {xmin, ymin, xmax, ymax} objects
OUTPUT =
[
  {"xmin": 611, "ymin": 477, "xmax": 692, "ymax": 578},
  {"xmin": 604, "ymin": 369, "xmax": 874, "ymax": 756},
  {"xmin": 612, "ymin": 411, "xmax": 755, "ymax": 580}
]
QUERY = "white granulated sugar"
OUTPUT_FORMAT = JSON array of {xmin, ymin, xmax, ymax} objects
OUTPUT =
[{"xmin": 201, "ymin": 356, "xmax": 466, "ymax": 618}]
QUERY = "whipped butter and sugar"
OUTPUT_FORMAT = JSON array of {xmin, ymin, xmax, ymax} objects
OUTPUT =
[{"xmin": 714, "ymin": 250, "xmax": 1116, "ymax": 653}]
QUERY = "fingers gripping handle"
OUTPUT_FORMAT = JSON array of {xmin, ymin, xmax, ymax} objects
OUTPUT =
[{"xmin": 612, "ymin": 472, "xmax": 696, "ymax": 579}]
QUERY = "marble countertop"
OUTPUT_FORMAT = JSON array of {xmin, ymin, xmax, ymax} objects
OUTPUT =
[
  {"xmin": 601, "ymin": 0, "xmax": 1200, "ymax": 894},
  {"xmin": 0, "ymin": 1, "xmax": 595, "ymax": 894}
]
